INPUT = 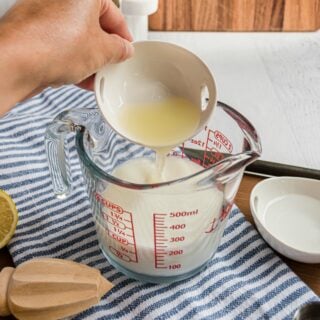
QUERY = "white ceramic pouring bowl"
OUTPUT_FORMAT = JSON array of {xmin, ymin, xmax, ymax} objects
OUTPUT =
[{"xmin": 94, "ymin": 41, "xmax": 217, "ymax": 145}]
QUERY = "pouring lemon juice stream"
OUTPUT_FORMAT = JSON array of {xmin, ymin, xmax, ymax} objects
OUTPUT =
[{"xmin": 115, "ymin": 95, "xmax": 201, "ymax": 181}]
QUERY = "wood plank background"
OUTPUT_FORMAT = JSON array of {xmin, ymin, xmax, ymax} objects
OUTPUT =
[{"xmin": 149, "ymin": 0, "xmax": 320, "ymax": 31}]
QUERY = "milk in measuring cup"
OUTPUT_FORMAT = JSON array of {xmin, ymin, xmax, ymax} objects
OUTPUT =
[{"xmin": 96, "ymin": 157, "xmax": 224, "ymax": 276}]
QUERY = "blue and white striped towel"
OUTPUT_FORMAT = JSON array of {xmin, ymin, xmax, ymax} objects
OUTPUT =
[{"xmin": 1, "ymin": 86, "xmax": 319, "ymax": 320}]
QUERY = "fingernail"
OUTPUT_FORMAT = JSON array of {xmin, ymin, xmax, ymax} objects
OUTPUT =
[
  {"xmin": 127, "ymin": 31, "xmax": 134, "ymax": 42},
  {"xmin": 125, "ymin": 40, "xmax": 135, "ymax": 58}
]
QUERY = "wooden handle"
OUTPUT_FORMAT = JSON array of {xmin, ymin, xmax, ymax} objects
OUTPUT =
[
  {"xmin": 0, "ymin": 258, "xmax": 113, "ymax": 320},
  {"xmin": 0, "ymin": 267, "xmax": 15, "ymax": 316}
]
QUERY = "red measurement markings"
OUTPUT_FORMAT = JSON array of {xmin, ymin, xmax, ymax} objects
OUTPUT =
[
  {"xmin": 203, "ymin": 129, "xmax": 225, "ymax": 167},
  {"xmin": 205, "ymin": 218, "xmax": 218, "ymax": 233},
  {"xmin": 105, "ymin": 211, "xmax": 138, "ymax": 263},
  {"xmin": 214, "ymin": 131, "xmax": 233, "ymax": 153},
  {"xmin": 96, "ymin": 193, "xmax": 138, "ymax": 263},
  {"xmin": 170, "ymin": 210, "xmax": 198, "ymax": 217},
  {"xmin": 168, "ymin": 143, "xmax": 202, "ymax": 166},
  {"xmin": 169, "ymin": 143, "xmax": 186, "ymax": 159},
  {"xmin": 220, "ymin": 202, "xmax": 233, "ymax": 222},
  {"xmin": 105, "ymin": 209, "xmax": 138, "ymax": 263},
  {"xmin": 95, "ymin": 193, "xmax": 123, "ymax": 214},
  {"xmin": 190, "ymin": 138, "xmax": 205, "ymax": 148},
  {"xmin": 153, "ymin": 213, "xmax": 168, "ymax": 269},
  {"xmin": 106, "ymin": 215, "xmax": 127, "ymax": 230},
  {"xmin": 109, "ymin": 246, "xmax": 131, "ymax": 262},
  {"xmin": 179, "ymin": 143, "xmax": 186, "ymax": 158}
]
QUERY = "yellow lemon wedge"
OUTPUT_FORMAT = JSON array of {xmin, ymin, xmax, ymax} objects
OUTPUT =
[{"xmin": 0, "ymin": 190, "xmax": 18, "ymax": 249}]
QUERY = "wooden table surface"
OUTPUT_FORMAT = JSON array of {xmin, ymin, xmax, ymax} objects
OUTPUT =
[
  {"xmin": 0, "ymin": 174, "xmax": 319, "ymax": 320},
  {"xmin": 150, "ymin": 0, "xmax": 320, "ymax": 32}
]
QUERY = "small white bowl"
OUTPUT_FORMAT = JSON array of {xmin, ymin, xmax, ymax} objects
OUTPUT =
[
  {"xmin": 250, "ymin": 176, "xmax": 320, "ymax": 263},
  {"xmin": 94, "ymin": 41, "xmax": 217, "ymax": 145}
]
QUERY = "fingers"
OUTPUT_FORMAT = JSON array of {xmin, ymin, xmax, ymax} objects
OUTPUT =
[
  {"xmin": 78, "ymin": 32, "xmax": 134, "ymax": 91},
  {"xmin": 100, "ymin": 0, "xmax": 133, "ymax": 42},
  {"xmin": 79, "ymin": 0, "xmax": 135, "ymax": 92},
  {"xmin": 99, "ymin": 32, "xmax": 134, "ymax": 64}
]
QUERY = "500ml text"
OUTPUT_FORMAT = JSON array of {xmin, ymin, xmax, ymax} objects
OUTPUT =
[{"xmin": 170, "ymin": 209, "xmax": 198, "ymax": 217}]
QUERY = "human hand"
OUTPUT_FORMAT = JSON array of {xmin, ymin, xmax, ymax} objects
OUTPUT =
[{"xmin": 0, "ymin": 0, "xmax": 133, "ymax": 109}]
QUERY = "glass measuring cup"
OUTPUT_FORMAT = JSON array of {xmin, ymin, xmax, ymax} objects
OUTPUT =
[{"xmin": 45, "ymin": 101, "xmax": 261, "ymax": 283}]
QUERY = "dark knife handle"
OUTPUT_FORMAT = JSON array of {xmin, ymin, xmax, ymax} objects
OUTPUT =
[
  {"xmin": 182, "ymin": 147, "xmax": 320, "ymax": 180},
  {"xmin": 246, "ymin": 160, "xmax": 320, "ymax": 180}
]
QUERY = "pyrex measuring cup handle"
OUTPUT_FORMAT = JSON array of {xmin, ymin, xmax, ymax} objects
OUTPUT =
[{"xmin": 45, "ymin": 108, "xmax": 109, "ymax": 198}]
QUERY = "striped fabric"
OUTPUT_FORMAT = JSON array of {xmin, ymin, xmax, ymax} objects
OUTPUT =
[{"xmin": 1, "ymin": 86, "xmax": 319, "ymax": 320}]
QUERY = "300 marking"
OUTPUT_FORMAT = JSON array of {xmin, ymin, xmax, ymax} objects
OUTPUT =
[{"xmin": 170, "ymin": 236, "xmax": 185, "ymax": 242}]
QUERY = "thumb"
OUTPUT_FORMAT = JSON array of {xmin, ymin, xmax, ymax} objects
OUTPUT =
[{"xmin": 99, "ymin": 33, "xmax": 134, "ymax": 64}]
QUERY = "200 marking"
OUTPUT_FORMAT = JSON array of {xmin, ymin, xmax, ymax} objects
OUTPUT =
[{"xmin": 169, "ymin": 250, "xmax": 184, "ymax": 256}]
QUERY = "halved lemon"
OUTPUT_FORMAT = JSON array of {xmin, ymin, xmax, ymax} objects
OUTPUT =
[{"xmin": 0, "ymin": 190, "xmax": 18, "ymax": 249}]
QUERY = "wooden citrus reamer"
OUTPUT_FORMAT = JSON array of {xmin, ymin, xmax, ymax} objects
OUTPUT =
[{"xmin": 0, "ymin": 258, "xmax": 113, "ymax": 320}]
